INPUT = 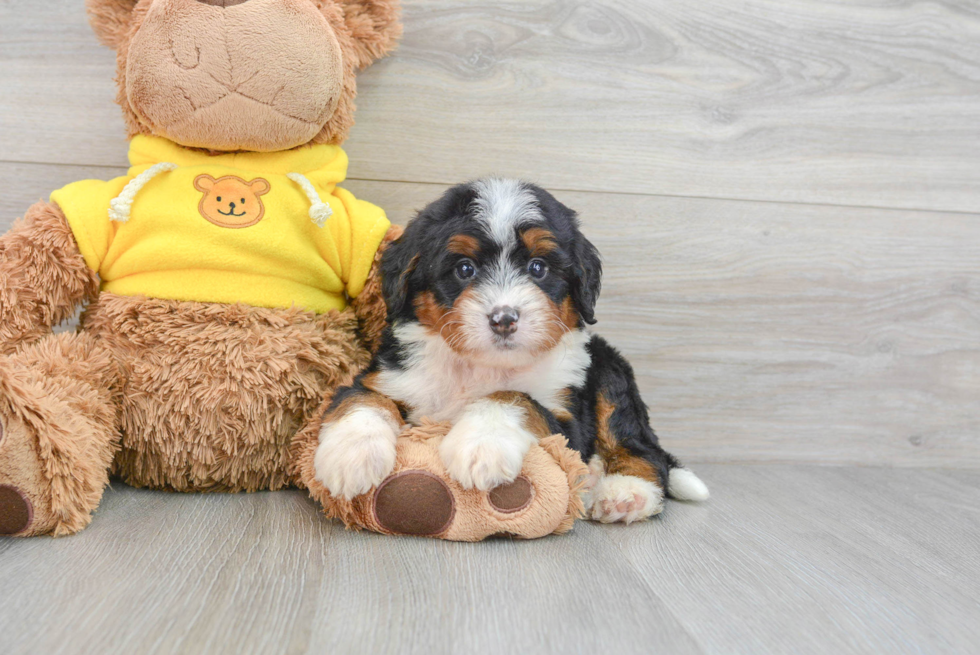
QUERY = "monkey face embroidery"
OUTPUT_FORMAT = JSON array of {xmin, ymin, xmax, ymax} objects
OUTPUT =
[{"xmin": 193, "ymin": 174, "xmax": 271, "ymax": 228}]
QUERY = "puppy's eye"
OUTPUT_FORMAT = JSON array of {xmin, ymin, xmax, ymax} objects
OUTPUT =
[
  {"xmin": 455, "ymin": 259, "xmax": 477, "ymax": 280},
  {"xmin": 216, "ymin": 196, "xmax": 222, "ymax": 202},
  {"xmin": 527, "ymin": 258, "xmax": 548, "ymax": 279},
  {"xmin": 241, "ymin": 198, "xmax": 246, "ymax": 204}
]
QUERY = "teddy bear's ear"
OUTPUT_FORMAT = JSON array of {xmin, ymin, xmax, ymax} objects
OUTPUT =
[
  {"xmin": 249, "ymin": 179, "xmax": 271, "ymax": 196},
  {"xmin": 86, "ymin": 0, "xmax": 140, "ymax": 49},
  {"xmin": 194, "ymin": 175, "xmax": 216, "ymax": 193},
  {"xmin": 338, "ymin": 0, "xmax": 402, "ymax": 70}
]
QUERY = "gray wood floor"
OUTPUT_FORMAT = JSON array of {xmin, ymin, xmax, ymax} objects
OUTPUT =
[
  {"xmin": 1, "ymin": 1, "xmax": 979, "ymax": 654},
  {"xmin": 2, "ymin": 465, "xmax": 979, "ymax": 655}
]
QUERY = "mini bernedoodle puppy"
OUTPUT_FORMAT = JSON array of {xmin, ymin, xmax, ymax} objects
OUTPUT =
[{"xmin": 315, "ymin": 178, "xmax": 708, "ymax": 523}]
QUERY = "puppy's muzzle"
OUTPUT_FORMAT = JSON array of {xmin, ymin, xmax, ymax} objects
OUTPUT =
[{"xmin": 489, "ymin": 306, "xmax": 519, "ymax": 337}]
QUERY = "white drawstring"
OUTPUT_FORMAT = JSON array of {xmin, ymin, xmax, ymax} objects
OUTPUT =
[
  {"xmin": 287, "ymin": 172, "xmax": 333, "ymax": 228},
  {"xmin": 110, "ymin": 165, "xmax": 333, "ymax": 227},
  {"xmin": 108, "ymin": 162, "xmax": 178, "ymax": 222}
]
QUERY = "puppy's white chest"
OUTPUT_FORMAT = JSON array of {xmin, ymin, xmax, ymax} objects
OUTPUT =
[{"xmin": 377, "ymin": 324, "xmax": 591, "ymax": 422}]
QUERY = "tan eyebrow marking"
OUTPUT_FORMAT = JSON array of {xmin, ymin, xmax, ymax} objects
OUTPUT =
[
  {"xmin": 447, "ymin": 234, "xmax": 481, "ymax": 258},
  {"xmin": 521, "ymin": 227, "xmax": 558, "ymax": 257}
]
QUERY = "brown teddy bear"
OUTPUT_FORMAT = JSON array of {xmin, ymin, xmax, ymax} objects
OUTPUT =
[{"xmin": 0, "ymin": 0, "xmax": 586, "ymax": 541}]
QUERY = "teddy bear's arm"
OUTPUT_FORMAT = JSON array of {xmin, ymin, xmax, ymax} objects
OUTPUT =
[
  {"xmin": 349, "ymin": 224, "xmax": 402, "ymax": 355},
  {"xmin": 0, "ymin": 201, "xmax": 100, "ymax": 354}
]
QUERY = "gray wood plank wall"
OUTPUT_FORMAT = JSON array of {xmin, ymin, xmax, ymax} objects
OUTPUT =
[{"xmin": 0, "ymin": 0, "xmax": 977, "ymax": 468}]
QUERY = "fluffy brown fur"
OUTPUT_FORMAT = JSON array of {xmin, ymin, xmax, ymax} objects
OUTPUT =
[
  {"xmin": 85, "ymin": 0, "xmax": 138, "ymax": 49},
  {"xmin": 350, "ymin": 225, "xmax": 403, "ymax": 355},
  {"xmin": 335, "ymin": 0, "xmax": 403, "ymax": 70},
  {"xmin": 0, "ymin": 333, "xmax": 120, "ymax": 536},
  {"xmin": 0, "ymin": 202, "xmax": 99, "ymax": 354},
  {"xmin": 84, "ymin": 293, "xmax": 370, "ymax": 492}
]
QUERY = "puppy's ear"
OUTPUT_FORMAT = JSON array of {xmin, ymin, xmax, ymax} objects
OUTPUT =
[
  {"xmin": 337, "ymin": 0, "xmax": 402, "ymax": 70},
  {"xmin": 86, "ymin": 0, "xmax": 139, "ymax": 49},
  {"xmin": 380, "ymin": 227, "xmax": 420, "ymax": 319},
  {"xmin": 570, "ymin": 233, "xmax": 602, "ymax": 325}
]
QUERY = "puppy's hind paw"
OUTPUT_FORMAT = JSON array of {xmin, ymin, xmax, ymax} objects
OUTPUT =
[{"xmin": 585, "ymin": 474, "xmax": 664, "ymax": 524}]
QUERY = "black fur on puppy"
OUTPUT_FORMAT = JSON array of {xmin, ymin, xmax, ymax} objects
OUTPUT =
[{"xmin": 313, "ymin": 178, "xmax": 708, "ymax": 523}]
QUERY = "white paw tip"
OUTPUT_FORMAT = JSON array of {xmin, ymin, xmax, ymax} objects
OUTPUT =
[
  {"xmin": 586, "ymin": 475, "xmax": 663, "ymax": 524},
  {"xmin": 313, "ymin": 408, "xmax": 399, "ymax": 500},
  {"xmin": 668, "ymin": 468, "xmax": 710, "ymax": 501},
  {"xmin": 442, "ymin": 445, "xmax": 521, "ymax": 491}
]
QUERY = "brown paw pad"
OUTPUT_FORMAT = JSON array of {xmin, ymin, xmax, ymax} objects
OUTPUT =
[
  {"xmin": 0, "ymin": 485, "xmax": 33, "ymax": 536},
  {"xmin": 374, "ymin": 471, "xmax": 455, "ymax": 536},
  {"xmin": 488, "ymin": 476, "xmax": 534, "ymax": 513}
]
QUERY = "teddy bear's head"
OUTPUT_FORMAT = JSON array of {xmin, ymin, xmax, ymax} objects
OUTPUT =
[{"xmin": 86, "ymin": 0, "xmax": 400, "ymax": 152}]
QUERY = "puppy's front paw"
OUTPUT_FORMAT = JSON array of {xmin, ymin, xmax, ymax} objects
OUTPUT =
[
  {"xmin": 439, "ymin": 421, "xmax": 533, "ymax": 492},
  {"xmin": 314, "ymin": 407, "xmax": 399, "ymax": 500},
  {"xmin": 441, "ymin": 435, "xmax": 525, "ymax": 491}
]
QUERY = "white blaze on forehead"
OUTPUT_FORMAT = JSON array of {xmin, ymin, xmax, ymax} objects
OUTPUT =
[{"xmin": 471, "ymin": 178, "xmax": 542, "ymax": 248}]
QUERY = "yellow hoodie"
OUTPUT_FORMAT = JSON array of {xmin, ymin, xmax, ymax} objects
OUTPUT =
[{"xmin": 50, "ymin": 136, "xmax": 390, "ymax": 314}]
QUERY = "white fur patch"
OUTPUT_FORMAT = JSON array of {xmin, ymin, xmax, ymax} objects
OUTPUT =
[
  {"xmin": 524, "ymin": 328, "xmax": 593, "ymax": 413},
  {"xmin": 459, "ymin": 179, "xmax": 555, "ymax": 365},
  {"xmin": 439, "ymin": 398, "xmax": 538, "ymax": 490},
  {"xmin": 314, "ymin": 406, "xmax": 401, "ymax": 500},
  {"xmin": 376, "ymin": 323, "xmax": 591, "ymax": 423},
  {"xmin": 471, "ymin": 178, "xmax": 542, "ymax": 248},
  {"xmin": 668, "ymin": 467, "xmax": 710, "ymax": 501},
  {"xmin": 582, "ymin": 456, "xmax": 664, "ymax": 524}
]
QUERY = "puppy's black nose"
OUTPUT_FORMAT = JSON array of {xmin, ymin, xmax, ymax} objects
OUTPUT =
[{"xmin": 489, "ymin": 307, "xmax": 519, "ymax": 336}]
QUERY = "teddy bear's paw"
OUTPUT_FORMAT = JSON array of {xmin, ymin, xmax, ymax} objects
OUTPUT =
[
  {"xmin": 0, "ymin": 418, "xmax": 39, "ymax": 536},
  {"xmin": 315, "ymin": 407, "xmax": 399, "ymax": 500},
  {"xmin": 585, "ymin": 473, "xmax": 664, "ymax": 524},
  {"xmin": 373, "ymin": 471, "xmax": 456, "ymax": 537},
  {"xmin": 0, "ymin": 485, "xmax": 34, "ymax": 536}
]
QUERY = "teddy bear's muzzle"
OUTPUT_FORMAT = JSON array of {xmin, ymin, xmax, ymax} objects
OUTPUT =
[
  {"xmin": 125, "ymin": 0, "xmax": 345, "ymax": 151},
  {"xmin": 196, "ymin": 0, "xmax": 251, "ymax": 7}
]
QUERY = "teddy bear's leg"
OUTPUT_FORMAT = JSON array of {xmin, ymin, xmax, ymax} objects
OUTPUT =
[
  {"xmin": 0, "ymin": 333, "xmax": 119, "ymax": 537},
  {"xmin": 363, "ymin": 431, "xmax": 587, "ymax": 541},
  {"xmin": 292, "ymin": 414, "xmax": 589, "ymax": 541}
]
